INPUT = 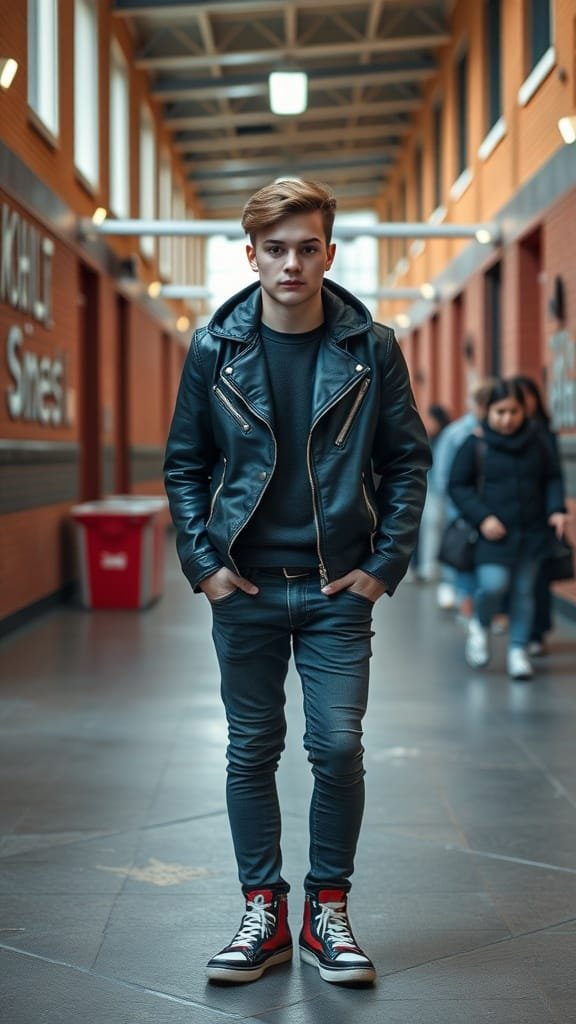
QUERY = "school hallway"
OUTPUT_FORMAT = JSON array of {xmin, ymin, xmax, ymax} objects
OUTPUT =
[{"xmin": 1, "ymin": 548, "xmax": 576, "ymax": 1024}]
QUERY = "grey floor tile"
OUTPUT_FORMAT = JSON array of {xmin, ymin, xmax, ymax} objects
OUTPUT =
[{"xmin": 0, "ymin": 552, "xmax": 575, "ymax": 1022}]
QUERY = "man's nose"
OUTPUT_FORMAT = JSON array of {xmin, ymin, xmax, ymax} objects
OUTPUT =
[{"xmin": 284, "ymin": 250, "xmax": 301, "ymax": 270}]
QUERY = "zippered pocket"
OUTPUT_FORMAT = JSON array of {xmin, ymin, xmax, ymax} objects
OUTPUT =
[
  {"xmin": 334, "ymin": 378, "xmax": 370, "ymax": 447},
  {"xmin": 207, "ymin": 458, "xmax": 227, "ymax": 526},
  {"xmin": 214, "ymin": 385, "xmax": 251, "ymax": 433},
  {"xmin": 362, "ymin": 473, "xmax": 378, "ymax": 551}
]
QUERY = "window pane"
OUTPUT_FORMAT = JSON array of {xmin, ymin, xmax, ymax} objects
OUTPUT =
[
  {"xmin": 28, "ymin": 0, "xmax": 59, "ymax": 135},
  {"xmin": 399, "ymin": 178, "xmax": 407, "ymax": 257},
  {"xmin": 433, "ymin": 103, "xmax": 443, "ymax": 209},
  {"xmin": 139, "ymin": 108, "xmax": 156, "ymax": 260},
  {"xmin": 159, "ymin": 153, "xmax": 173, "ymax": 279},
  {"xmin": 109, "ymin": 43, "xmax": 130, "ymax": 218},
  {"xmin": 486, "ymin": 0, "xmax": 502, "ymax": 128},
  {"xmin": 529, "ymin": 0, "xmax": 551, "ymax": 66},
  {"xmin": 74, "ymin": 0, "xmax": 99, "ymax": 187},
  {"xmin": 456, "ymin": 51, "xmax": 468, "ymax": 175},
  {"xmin": 172, "ymin": 185, "xmax": 186, "ymax": 284},
  {"xmin": 414, "ymin": 143, "xmax": 423, "ymax": 222}
]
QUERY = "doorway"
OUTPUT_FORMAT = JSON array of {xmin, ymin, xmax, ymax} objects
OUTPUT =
[
  {"xmin": 485, "ymin": 261, "xmax": 502, "ymax": 377},
  {"xmin": 78, "ymin": 264, "xmax": 100, "ymax": 501}
]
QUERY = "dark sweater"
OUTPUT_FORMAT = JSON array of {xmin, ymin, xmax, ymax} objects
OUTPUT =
[{"xmin": 234, "ymin": 324, "xmax": 323, "ymax": 567}]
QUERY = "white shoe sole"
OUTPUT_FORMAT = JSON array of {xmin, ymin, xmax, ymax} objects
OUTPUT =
[
  {"xmin": 206, "ymin": 946, "xmax": 292, "ymax": 983},
  {"xmin": 300, "ymin": 945, "xmax": 376, "ymax": 984}
]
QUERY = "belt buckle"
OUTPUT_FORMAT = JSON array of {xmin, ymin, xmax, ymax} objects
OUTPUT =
[{"xmin": 282, "ymin": 567, "xmax": 309, "ymax": 579}]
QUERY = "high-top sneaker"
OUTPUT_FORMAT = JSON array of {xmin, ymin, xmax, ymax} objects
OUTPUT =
[
  {"xmin": 299, "ymin": 890, "xmax": 376, "ymax": 984},
  {"xmin": 206, "ymin": 890, "xmax": 292, "ymax": 983}
]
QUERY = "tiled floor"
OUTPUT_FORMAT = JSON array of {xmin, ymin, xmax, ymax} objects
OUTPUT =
[{"xmin": 1, "ymin": 553, "xmax": 576, "ymax": 1023}]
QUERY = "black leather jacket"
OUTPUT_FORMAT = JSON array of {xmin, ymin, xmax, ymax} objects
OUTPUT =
[{"xmin": 164, "ymin": 279, "xmax": 431, "ymax": 592}]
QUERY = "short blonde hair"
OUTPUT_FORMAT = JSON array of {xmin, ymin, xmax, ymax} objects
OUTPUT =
[{"xmin": 241, "ymin": 179, "xmax": 337, "ymax": 244}]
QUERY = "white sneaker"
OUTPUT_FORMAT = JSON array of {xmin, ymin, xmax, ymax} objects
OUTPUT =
[
  {"xmin": 507, "ymin": 648, "xmax": 533, "ymax": 681},
  {"xmin": 465, "ymin": 620, "xmax": 490, "ymax": 668},
  {"xmin": 436, "ymin": 582, "xmax": 456, "ymax": 610},
  {"xmin": 528, "ymin": 641, "xmax": 546, "ymax": 657}
]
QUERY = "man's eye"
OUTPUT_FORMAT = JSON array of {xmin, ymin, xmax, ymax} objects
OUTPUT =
[{"xmin": 266, "ymin": 247, "xmax": 282, "ymax": 255}]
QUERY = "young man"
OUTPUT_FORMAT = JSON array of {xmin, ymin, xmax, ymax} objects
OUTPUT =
[{"xmin": 164, "ymin": 179, "xmax": 430, "ymax": 985}]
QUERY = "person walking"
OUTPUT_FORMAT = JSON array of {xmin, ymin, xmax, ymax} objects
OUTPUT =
[
  {"xmin": 448, "ymin": 379, "xmax": 567, "ymax": 680},
  {"xmin": 433, "ymin": 378, "xmax": 497, "ymax": 617},
  {"xmin": 416, "ymin": 403, "xmax": 452, "ymax": 585},
  {"xmin": 164, "ymin": 179, "xmax": 430, "ymax": 985},
  {"xmin": 511, "ymin": 374, "xmax": 565, "ymax": 655}
]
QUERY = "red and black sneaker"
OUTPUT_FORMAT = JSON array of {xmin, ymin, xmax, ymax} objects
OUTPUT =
[
  {"xmin": 299, "ymin": 890, "xmax": 376, "ymax": 984},
  {"xmin": 206, "ymin": 890, "xmax": 292, "ymax": 983}
]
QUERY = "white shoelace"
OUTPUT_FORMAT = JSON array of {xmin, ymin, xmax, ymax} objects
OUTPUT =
[
  {"xmin": 231, "ymin": 894, "xmax": 275, "ymax": 947},
  {"xmin": 314, "ymin": 901, "xmax": 357, "ymax": 950}
]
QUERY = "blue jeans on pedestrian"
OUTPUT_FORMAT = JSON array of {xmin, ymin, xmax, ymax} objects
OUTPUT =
[
  {"xmin": 210, "ymin": 569, "xmax": 374, "ymax": 896},
  {"xmin": 474, "ymin": 560, "xmax": 541, "ymax": 647}
]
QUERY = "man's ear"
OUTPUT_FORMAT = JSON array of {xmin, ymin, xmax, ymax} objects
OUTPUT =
[
  {"xmin": 246, "ymin": 244, "xmax": 258, "ymax": 273},
  {"xmin": 326, "ymin": 243, "xmax": 336, "ymax": 270}
]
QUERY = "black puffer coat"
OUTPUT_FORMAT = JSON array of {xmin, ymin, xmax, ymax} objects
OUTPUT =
[{"xmin": 448, "ymin": 420, "xmax": 566, "ymax": 565}]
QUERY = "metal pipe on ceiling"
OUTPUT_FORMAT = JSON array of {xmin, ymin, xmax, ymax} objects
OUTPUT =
[{"xmin": 82, "ymin": 218, "xmax": 500, "ymax": 244}]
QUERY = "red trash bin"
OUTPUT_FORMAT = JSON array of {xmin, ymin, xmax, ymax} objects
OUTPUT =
[{"xmin": 71, "ymin": 497, "xmax": 168, "ymax": 609}]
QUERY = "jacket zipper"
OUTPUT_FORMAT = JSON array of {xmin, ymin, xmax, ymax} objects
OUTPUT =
[
  {"xmin": 206, "ymin": 458, "xmax": 227, "ymax": 527},
  {"xmin": 362, "ymin": 472, "xmax": 378, "ymax": 552},
  {"xmin": 221, "ymin": 377, "xmax": 277, "ymax": 572},
  {"xmin": 214, "ymin": 385, "xmax": 251, "ymax": 433},
  {"xmin": 334, "ymin": 378, "xmax": 370, "ymax": 447},
  {"xmin": 307, "ymin": 371, "xmax": 370, "ymax": 586}
]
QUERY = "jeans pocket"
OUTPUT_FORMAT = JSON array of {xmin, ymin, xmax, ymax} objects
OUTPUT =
[
  {"xmin": 209, "ymin": 588, "xmax": 243, "ymax": 607},
  {"xmin": 341, "ymin": 589, "xmax": 375, "ymax": 608}
]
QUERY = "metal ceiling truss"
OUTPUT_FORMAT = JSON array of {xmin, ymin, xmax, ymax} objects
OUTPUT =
[{"xmin": 113, "ymin": 0, "xmax": 453, "ymax": 216}]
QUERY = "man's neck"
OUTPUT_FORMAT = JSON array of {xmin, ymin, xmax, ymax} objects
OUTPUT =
[{"xmin": 260, "ymin": 292, "xmax": 325, "ymax": 334}]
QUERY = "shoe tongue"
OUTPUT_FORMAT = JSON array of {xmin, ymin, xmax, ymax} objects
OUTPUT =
[
  {"xmin": 246, "ymin": 889, "xmax": 274, "ymax": 903},
  {"xmin": 318, "ymin": 889, "xmax": 346, "ymax": 906}
]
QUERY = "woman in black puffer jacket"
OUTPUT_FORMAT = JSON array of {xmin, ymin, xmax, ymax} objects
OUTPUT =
[{"xmin": 449, "ymin": 379, "xmax": 568, "ymax": 680}]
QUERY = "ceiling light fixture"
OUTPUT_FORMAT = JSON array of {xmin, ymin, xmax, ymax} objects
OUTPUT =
[
  {"xmin": 91, "ymin": 207, "xmax": 108, "ymax": 226},
  {"xmin": 558, "ymin": 115, "xmax": 576, "ymax": 144},
  {"xmin": 419, "ymin": 282, "xmax": 437, "ymax": 300},
  {"xmin": 268, "ymin": 70, "xmax": 308, "ymax": 116},
  {"xmin": 0, "ymin": 57, "xmax": 18, "ymax": 90},
  {"xmin": 395, "ymin": 314, "xmax": 411, "ymax": 329}
]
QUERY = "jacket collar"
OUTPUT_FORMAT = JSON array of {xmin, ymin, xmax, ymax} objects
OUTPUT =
[
  {"xmin": 211, "ymin": 279, "xmax": 375, "ymax": 426},
  {"xmin": 207, "ymin": 278, "xmax": 373, "ymax": 347}
]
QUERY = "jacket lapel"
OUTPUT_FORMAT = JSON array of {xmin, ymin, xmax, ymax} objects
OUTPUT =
[{"xmin": 311, "ymin": 340, "xmax": 369, "ymax": 424}]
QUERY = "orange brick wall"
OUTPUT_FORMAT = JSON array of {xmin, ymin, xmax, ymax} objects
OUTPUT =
[
  {"xmin": 0, "ymin": 0, "xmax": 200, "ymax": 273},
  {"xmin": 0, "ymin": 1, "xmax": 200, "ymax": 625},
  {"xmin": 0, "ymin": 504, "xmax": 76, "ymax": 621},
  {"xmin": 126, "ymin": 304, "xmax": 165, "ymax": 447},
  {"xmin": 382, "ymin": 0, "xmax": 574, "ymax": 292},
  {"xmin": 0, "ymin": 193, "xmax": 182, "ymax": 624}
]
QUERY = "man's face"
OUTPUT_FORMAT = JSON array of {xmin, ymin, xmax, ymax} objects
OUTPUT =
[{"xmin": 246, "ymin": 210, "xmax": 336, "ymax": 312}]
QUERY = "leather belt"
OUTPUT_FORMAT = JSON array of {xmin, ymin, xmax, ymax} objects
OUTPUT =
[{"xmin": 243, "ymin": 567, "xmax": 318, "ymax": 578}]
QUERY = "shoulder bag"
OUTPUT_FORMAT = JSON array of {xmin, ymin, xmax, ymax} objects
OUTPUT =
[{"xmin": 437, "ymin": 437, "xmax": 485, "ymax": 573}]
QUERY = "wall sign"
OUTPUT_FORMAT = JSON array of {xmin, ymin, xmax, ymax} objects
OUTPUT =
[
  {"xmin": 2, "ymin": 200, "xmax": 69, "ymax": 426},
  {"xmin": 1, "ymin": 202, "xmax": 54, "ymax": 327},
  {"xmin": 6, "ymin": 326, "xmax": 68, "ymax": 425}
]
